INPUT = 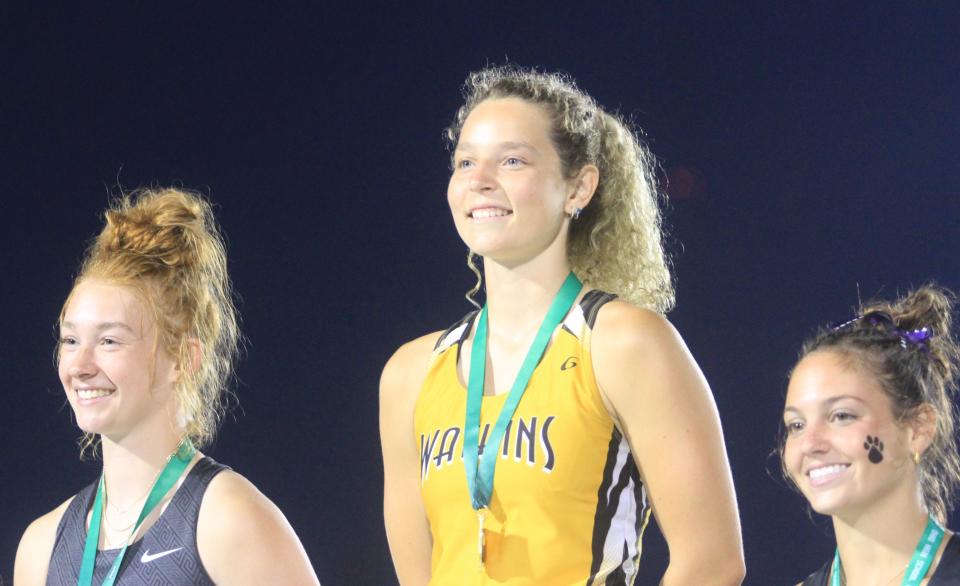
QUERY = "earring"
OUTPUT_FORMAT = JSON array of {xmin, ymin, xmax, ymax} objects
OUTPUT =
[
  {"xmin": 571, "ymin": 207, "xmax": 582, "ymax": 220},
  {"xmin": 914, "ymin": 451, "xmax": 921, "ymax": 465}
]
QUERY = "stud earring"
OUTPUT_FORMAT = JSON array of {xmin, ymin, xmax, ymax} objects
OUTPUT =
[
  {"xmin": 571, "ymin": 207, "xmax": 582, "ymax": 220},
  {"xmin": 914, "ymin": 452, "xmax": 921, "ymax": 465}
]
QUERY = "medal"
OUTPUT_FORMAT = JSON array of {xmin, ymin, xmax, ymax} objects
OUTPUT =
[{"xmin": 462, "ymin": 272, "xmax": 582, "ymax": 568}]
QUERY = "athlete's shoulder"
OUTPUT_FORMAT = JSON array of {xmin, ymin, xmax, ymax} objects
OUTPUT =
[
  {"xmin": 197, "ymin": 470, "xmax": 319, "ymax": 584},
  {"xmin": 14, "ymin": 495, "xmax": 75, "ymax": 585},
  {"xmin": 591, "ymin": 297, "xmax": 678, "ymax": 352},
  {"xmin": 590, "ymin": 297, "xmax": 701, "ymax": 407},
  {"xmin": 381, "ymin": 330, "xmax": 446, "ymax": 397},
  {"xmin": 199, "ymin": 469, "xmax": 275, "ymax": 523}
]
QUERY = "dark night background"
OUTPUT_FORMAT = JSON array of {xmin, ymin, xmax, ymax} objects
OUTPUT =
[{"xmin": 3, "ymin": 4, "xmax": 959, "ymax": 584}]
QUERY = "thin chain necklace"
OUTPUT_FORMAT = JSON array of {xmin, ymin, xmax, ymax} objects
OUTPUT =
[
  {"xmin": 96, "ymin": 442, "xmax": 186, "ymax": 547},
  {"xmin": 104, "ymin": 462, "xmax": 166, "ymax": 515},
  {"xmin": 106, "ymin": 491, "xmax": 148, "ymax": 516},
  {"xmin": 101, "ymin": 507, "xmax": 136, "ymax": 533}
]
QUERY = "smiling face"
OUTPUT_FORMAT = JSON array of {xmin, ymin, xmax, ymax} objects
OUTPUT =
[
  {"xmin": 58, "ymin": 279, "xmax": 179, "ymax": 442},
  {"xmin": 447, "ymin": 97, "xmax": 578, "ymax": 267},
  {"xmin": 783, "ymin": 351, "xmax": 922, "ymax": 517}
]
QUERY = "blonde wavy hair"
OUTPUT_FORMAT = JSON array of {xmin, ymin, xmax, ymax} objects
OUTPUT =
[
  {"xmin": 61, "ymin": 187, "xmax": 240, "ymax": 455},
  {"xmin": 446, "ymin": 65, "xmax": 674, "ymax": 313}
]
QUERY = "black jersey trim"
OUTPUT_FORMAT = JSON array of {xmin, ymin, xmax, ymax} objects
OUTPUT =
[
  {"xmin": 605, "ymin": 541, "xmax": 631, "ymax": 585},
  {"xmin": 438, "ymin": 289, "xmax": 613, "ymax": 354},
  {"xmin": 931, "ymin": 533, "xmax": 960, "ymax": 583},
  {"xmin": 433, "ymin": 309, "xmax": 479, "ymax": 357},
  {"xmin": 581, "ymin": 290, "xmax": 618, "ymax": 329},
  {"xmin": 454, "ymin": 312, "xmax": 479, "ymax": 366},
  {"xmin": 438, "ymin": 290, "xmax": 615, "ymax": 375},
  {"xmin": 586, "ymin": 428, "xmax": 637, "ymax": 585},
  {"xmin": 800, "ymin": 561, "xmax": 830, "ymax": 586},
  {"xmin": 433, "ymin": 310, "xmax": 478, "ymax": 351},
  {"xmin": 629, "ymin": 473, "xmax": 649, "ymax": 586}
]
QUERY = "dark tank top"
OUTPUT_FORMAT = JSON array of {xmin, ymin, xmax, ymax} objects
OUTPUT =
[
  {"xmin": 800, "ymin": 533, "xmax": 960, "ymax": 585},
  {"xmin": 45, "ymin": 456, "xmax": 229, "ymax": 585}
]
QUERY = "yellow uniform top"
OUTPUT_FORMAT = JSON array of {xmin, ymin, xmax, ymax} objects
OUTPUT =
[{"xmin": 414, "ymin": 291, "xmax": 651, "ymax": 586}]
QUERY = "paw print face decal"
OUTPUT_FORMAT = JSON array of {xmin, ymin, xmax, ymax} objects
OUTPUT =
[{"xmin": 864, "ymin": 435, "xmax": 884, "ymax": 464}]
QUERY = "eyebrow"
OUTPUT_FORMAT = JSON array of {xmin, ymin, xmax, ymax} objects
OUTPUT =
[
  {"xmin": 783, "ymin": 394, "xmax": 868, "ymax": 415},
  {"xmin": 455, "ymin": 141, "xmax": 540, "ymax": 154},
  {"xmin": 61, "ymin": 321, "xmax": 137, "ymax": 334}
]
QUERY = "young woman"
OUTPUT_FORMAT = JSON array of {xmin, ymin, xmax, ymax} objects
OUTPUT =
[
  {"xmin": 782, "ymin": 285, "xmax": 960, "ymax": 585},
  {"xmin": 14, "ymin": 188, "xmax": 320, "ymax": 585},
  {"xmin": 380, "ymin": 66, "xmax": 744, "ymax": 585}
]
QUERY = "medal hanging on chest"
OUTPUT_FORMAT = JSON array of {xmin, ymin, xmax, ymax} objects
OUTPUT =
[
  {"xmin": 462, "ymin": 272, "xmax": 582, "ymax": 568},
  {"xmin": 830, "ymin": 516, "xmax": 945, "ymax": 586},
  {"xmin": 78, "ymin": 439, "xmax": 195, "ymax": 586}
]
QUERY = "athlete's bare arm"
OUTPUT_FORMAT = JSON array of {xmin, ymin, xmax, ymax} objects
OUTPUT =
[
  {"xmin": 592, "ymin": 301, "xmax": 745, "ymax": 586},
  {"xmin": 14, "ymin": 498, "xmax": 73, "ymax": 586},
  {"xmin": 380, "ymin": 332, "xmax": 440, "ymax": 586},
  {"xmin": 197, "ymin": 470, "xmax": 320, "ymax": 585}
]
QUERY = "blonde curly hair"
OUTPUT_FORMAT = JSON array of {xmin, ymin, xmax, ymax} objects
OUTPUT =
[
  {"xmin": 61, "ymin": 187, "xmax": 239, "ymax": 455},
  {"xmin": 446, "ymin": 65, "xmax": 674, "ymax": 313}
]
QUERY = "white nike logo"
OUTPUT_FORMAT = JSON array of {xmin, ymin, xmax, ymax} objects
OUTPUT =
[{"xmin": 140, "ymin": 547, "xmax": 183, "ymax": 563}]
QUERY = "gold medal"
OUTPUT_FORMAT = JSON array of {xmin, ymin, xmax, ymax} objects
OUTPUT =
[{"xmin": 477, "ymin": 508, "xmax": 486, "ymax": 570}]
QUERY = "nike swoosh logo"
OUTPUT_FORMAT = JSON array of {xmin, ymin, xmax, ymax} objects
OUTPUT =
[{"xmin": 140, "ymin": 547, "xmax": 183, "ymax": 563}]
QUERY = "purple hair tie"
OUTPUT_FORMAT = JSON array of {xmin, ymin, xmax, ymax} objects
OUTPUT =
[
  {"xmin": 902, "ymin": 326, "xmax": 933, "ymax": 346},
  {"xmin": 830, "ymin": 311, "xmax": 934, "ymax": 353}
]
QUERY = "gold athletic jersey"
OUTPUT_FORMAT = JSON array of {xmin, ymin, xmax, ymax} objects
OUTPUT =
[{"xmin": 414, "ymin": 290, "xmax": 651, "ymax": 586}]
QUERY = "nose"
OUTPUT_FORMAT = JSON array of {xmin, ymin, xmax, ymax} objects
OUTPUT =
[
  {"xmin": 468, "ymin": 160, "xmax": 497, "ymax": 193},
  {"xmin": 64, "ymin": 343, "xmax": 98, "ymax": 380},
  {"xmin": 799, "ymin": 420, "xmax": 830, "ymax": 455}
]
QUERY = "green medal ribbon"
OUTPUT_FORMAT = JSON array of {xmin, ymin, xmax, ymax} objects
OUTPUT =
[
  {"xmin": 830, "ymin": 516, "xmax": 945, "ymax": 586},
  {"xmin": 462, "ymin": 271, "xmax": 582, "ymax": 511},
  {"xmin": 78, "ymin": 439, "xmax": 196, "ymax": 586}
]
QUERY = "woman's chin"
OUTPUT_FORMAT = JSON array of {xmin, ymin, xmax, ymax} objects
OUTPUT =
[
  {"xmin": 73, "ymin": 415, "xmax": 114, "ymax": 438},
  {"xmin": 804, "ymin": 494, "xmax": 854, "ymax": 519}
]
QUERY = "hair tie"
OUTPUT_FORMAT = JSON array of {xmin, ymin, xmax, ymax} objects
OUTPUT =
[{"xmin": 830, "ymin": 311, "xmax": 933, "ymax": 353}]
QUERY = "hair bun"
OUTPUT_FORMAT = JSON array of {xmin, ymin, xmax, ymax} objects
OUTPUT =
[
  {"xmin": 98, "ymin": 189, "xmax": 210, "ymax": 270},
  {"xmin": 860, "ymin": 283, "xmax": 960, "ymax": 393},
  {"xmin": 891, "ymin": 285, "xmax": 958, "ymax": 386},
  {"xmin": 73, "ymin": 186, "xmax": 238, "ymax": 449},
  {"xmin": 887, "ymin": 285, "xmax": 955, "ymax": 340}
]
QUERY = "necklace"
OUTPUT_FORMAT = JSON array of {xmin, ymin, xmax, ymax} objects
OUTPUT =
[
  {"xmin": 99, "ymin": 450, "xmax": 173, "ymax": 537},
  {"xmin": 104, "ymin": 476, "xmax": 155, "ymax": 516},
  {"xmin": 100, "ymin": 506, "xmax": 136, "ymax": 533},
  {"xmin": 79, "ymin": 438, "xmax": 196, "ymax": 586}
]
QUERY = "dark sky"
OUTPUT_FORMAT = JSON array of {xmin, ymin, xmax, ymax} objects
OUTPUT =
[{"xmin": 3, "ymin": 4, "xmax": 959, "ymax": 584}]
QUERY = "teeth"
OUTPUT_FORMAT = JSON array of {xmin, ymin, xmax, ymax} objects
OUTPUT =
[
  {"xmin": 809, "ymin": 464, "xmax": 848, "ymax": 479},
  {"xmin": 77, "ymin": 389, "xmax": 113, "ymax": 400},
  {"xmin": 471, "ymin": 208, "xmax": 511, "ymax": 219}
]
